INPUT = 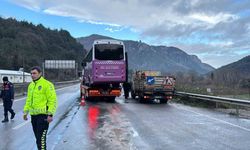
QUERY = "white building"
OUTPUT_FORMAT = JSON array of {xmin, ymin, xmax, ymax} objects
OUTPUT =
[{"xmin": 0, "ymin": 69, "xmax": 32, "ymax": 83}]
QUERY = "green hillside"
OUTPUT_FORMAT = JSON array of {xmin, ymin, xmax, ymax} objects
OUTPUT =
[{"xmin": 0, "ymin": 17, "xmax": 84, "ymax": 72}]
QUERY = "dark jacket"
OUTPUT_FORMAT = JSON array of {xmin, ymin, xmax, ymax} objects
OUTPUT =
[
  {"xmin": 0, "ymin": 81, "xmax": 14, "ymax": 100},
  {"xmin": 123, "ymin": 82, "xmax": 131, "ymax": 91}
]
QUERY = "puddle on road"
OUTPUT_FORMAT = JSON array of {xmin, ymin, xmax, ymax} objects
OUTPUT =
[
  {"xmin": 50, "ymin": 98, "xmax": 137, "ymax": 150},
  {"xmin": 85, "ymin": 101, "xmax": 136, "ymax": 150}
]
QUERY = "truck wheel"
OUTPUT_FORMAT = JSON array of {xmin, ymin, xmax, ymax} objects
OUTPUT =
[
  {"xmin": 139, "ymin": 97, "xmax": 144, "ymax": 103},
  {"xmin": 131, "ymin": 91, "xmax": 136, "ymax": 99},
  {"xmin": 107, "ymin": 96, "xmax": 116, "ymax": 103},
  {"xmin": 86, "ymin": 95, "xmax": 94, "ymax": 101},
  {"xmin": 85, "ymin": 96, "xmax": 90, "ymax": 101},
  {"xmin": 160, "ymin": 99, "xmax": 168, "ymax": 104}
]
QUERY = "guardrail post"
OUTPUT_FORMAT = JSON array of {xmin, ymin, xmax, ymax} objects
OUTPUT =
[
  {"xmin": 22, "ymin": 85, "xmax": 25, "ymax": 96},
  {"xmin": 215, "ymin": 102, "xmax": 218, "ymax": 108},
  {"xmin": 235, "ymin": 105, "xmax": 239, "ymax": 116}
]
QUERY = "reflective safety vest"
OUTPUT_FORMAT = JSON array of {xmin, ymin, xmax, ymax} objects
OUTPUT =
[{"xmin": 23, "ymin": 77, "xmax": 57, "ymax": 115}]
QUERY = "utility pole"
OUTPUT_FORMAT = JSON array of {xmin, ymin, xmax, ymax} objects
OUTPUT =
[
  {"xmin": 42, "ymin": 62, "xmax": 45, "ymax": 77},
  {"xmin": 75, "ymin": 63, "xmax": 78, "ymax": 80}
]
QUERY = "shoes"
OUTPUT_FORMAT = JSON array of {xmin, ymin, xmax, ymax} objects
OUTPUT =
[
  {"xmin": 1, "ymin": 118, "xmax": 9, "ymax": 123},
  {"xmin": 11, "ymin": 112, "xmax": 15, "ymax": 119}
]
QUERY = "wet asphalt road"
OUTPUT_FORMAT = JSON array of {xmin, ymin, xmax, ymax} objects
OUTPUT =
[
  {"xmin": 1, "ymin": 84, "xmax": 250, "ymax": 150},
  {"xmin": 0, "ymin": 84, "xmax": 80, "ymax": 150}
]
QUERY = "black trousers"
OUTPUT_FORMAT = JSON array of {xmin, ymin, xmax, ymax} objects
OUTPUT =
[
  {"xmin": 124, "ymin": 90, "xmax": 129, "ymax": 99},
  {"xmin": 3, "ymin": 100, "xmax": 14, "ymax": 118},
  {"xmin": 31, "ymin": 115, "xmax": 49, "ymax": 150}
]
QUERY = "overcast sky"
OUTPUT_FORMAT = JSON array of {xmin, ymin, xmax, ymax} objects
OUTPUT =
[{"xmin": 1, "ymin": 0, "xmax": 250, "ymax": 68}]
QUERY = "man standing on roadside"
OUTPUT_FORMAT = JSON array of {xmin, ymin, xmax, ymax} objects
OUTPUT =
[
  {"xmin": 0, "ymin": 76, "xmax": 15, "ymax": 123},
  {"xmin": 23, "ymin": 66, "xmax": 57, "ymax": 150},
  {"xmin": 123, "ymin": 82, "xmax": 131, "ymax": 102}
]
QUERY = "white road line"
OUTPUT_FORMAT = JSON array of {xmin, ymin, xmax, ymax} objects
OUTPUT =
[
  {"xmin": 184, "ymin": 122, "xmax": 205, "ymax": 125},
  {"xmin": 174, "ymin": 105, "xmax": 250, "ymax": 132},
  {"xmin": 13, "ymin": 98, "xmax": 26, "ymax": 103},
  {"xmin": 12, "ymin": 121, "xmax": 30, "ymax": 130},
  {"xmin": 0, "ymin": 98, "xmax": 27, "ymax": 105}
]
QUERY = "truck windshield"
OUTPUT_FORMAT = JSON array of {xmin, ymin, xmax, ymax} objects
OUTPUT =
[{"xmin": 94, "ymin": 44, "xmax": 124, "ymax": 60}]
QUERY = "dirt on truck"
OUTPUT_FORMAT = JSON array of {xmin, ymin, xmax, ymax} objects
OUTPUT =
[{"xmin": 131, "ymin": 70, "xmax": 176, "ymax": 103}]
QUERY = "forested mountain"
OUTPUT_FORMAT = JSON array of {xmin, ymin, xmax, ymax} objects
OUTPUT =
[
  {"xmin": 77, "ymin": 34, "xmax": 214, "ymax": 74},
  {"xmin": 0, "ymin": 17, "xmax": 84, "ymax": 72},
  {"xmin": 211, "ymin": 55, "xmax": 250, "ymax": 87}
]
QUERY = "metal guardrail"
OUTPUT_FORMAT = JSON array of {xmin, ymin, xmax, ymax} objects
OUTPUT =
[
  {"xmin": 14, "ymin": 80, "xmax": 80, "ymax": 87},
  {"xmin": 13, "ymin": 80, "xmax": 80, "ymax": 97},
  {"xmin": 53, "ymin": 80, "xmax": 80, "ymax": 86},
  {"xmin": 176, "ymin": 91, "xmax": 250, "ymax": 107},
  {"xmin": 176, "ymin": 91, "xmax": 250, "ymax": 115}
]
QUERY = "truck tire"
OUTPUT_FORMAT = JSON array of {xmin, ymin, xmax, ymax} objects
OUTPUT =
[
  {"xmin": 139, "ymin": 97, "xmax": 144, "ymax": 103},
  {"xmin": 131, "ymin": 91, "xmax": 136, "ymax": 99},
  {"xmin": 160, "ymin": 99, "xmax": 168, "ymax": 104},
  {"xmin": 107, "ymin": 96, "xmax": 116, "ymax": 103},
  {"xmin": 85, "ymin": 96, "xmax": 90, "ymax": 101},
  {"xmin": 86, "ymin": 95, "xmax": 95, "ymax": 101}
]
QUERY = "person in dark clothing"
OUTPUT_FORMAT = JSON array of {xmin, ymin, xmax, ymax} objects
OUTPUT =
[
  {"xmin": 0, "ymin": 76, "xmax": 15, "ymax": 123},
  {"xmin": 123, "ymin": 82, "xmax": 131, "ymax": 100}
]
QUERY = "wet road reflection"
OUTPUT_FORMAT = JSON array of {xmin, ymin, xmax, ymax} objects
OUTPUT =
[
  {"xmin": 87, "ymin": 105, "xmax": 100, "ymax": 139},
  {"xmin": 108, "ymin": 105, "xmax": 121, "ymax": 126},
  {"xmin": 0, "ymin": 84, "xmax": 81, "ymax": 150},
  {"xmin": 81, "ymin": 99, "xmax": 135, "ymax": 150}
]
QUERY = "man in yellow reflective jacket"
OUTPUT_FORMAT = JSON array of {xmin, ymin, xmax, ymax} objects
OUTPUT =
[{"xmin": 23, "ymin": 66, "xmax": 57, "ymax": 150}]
